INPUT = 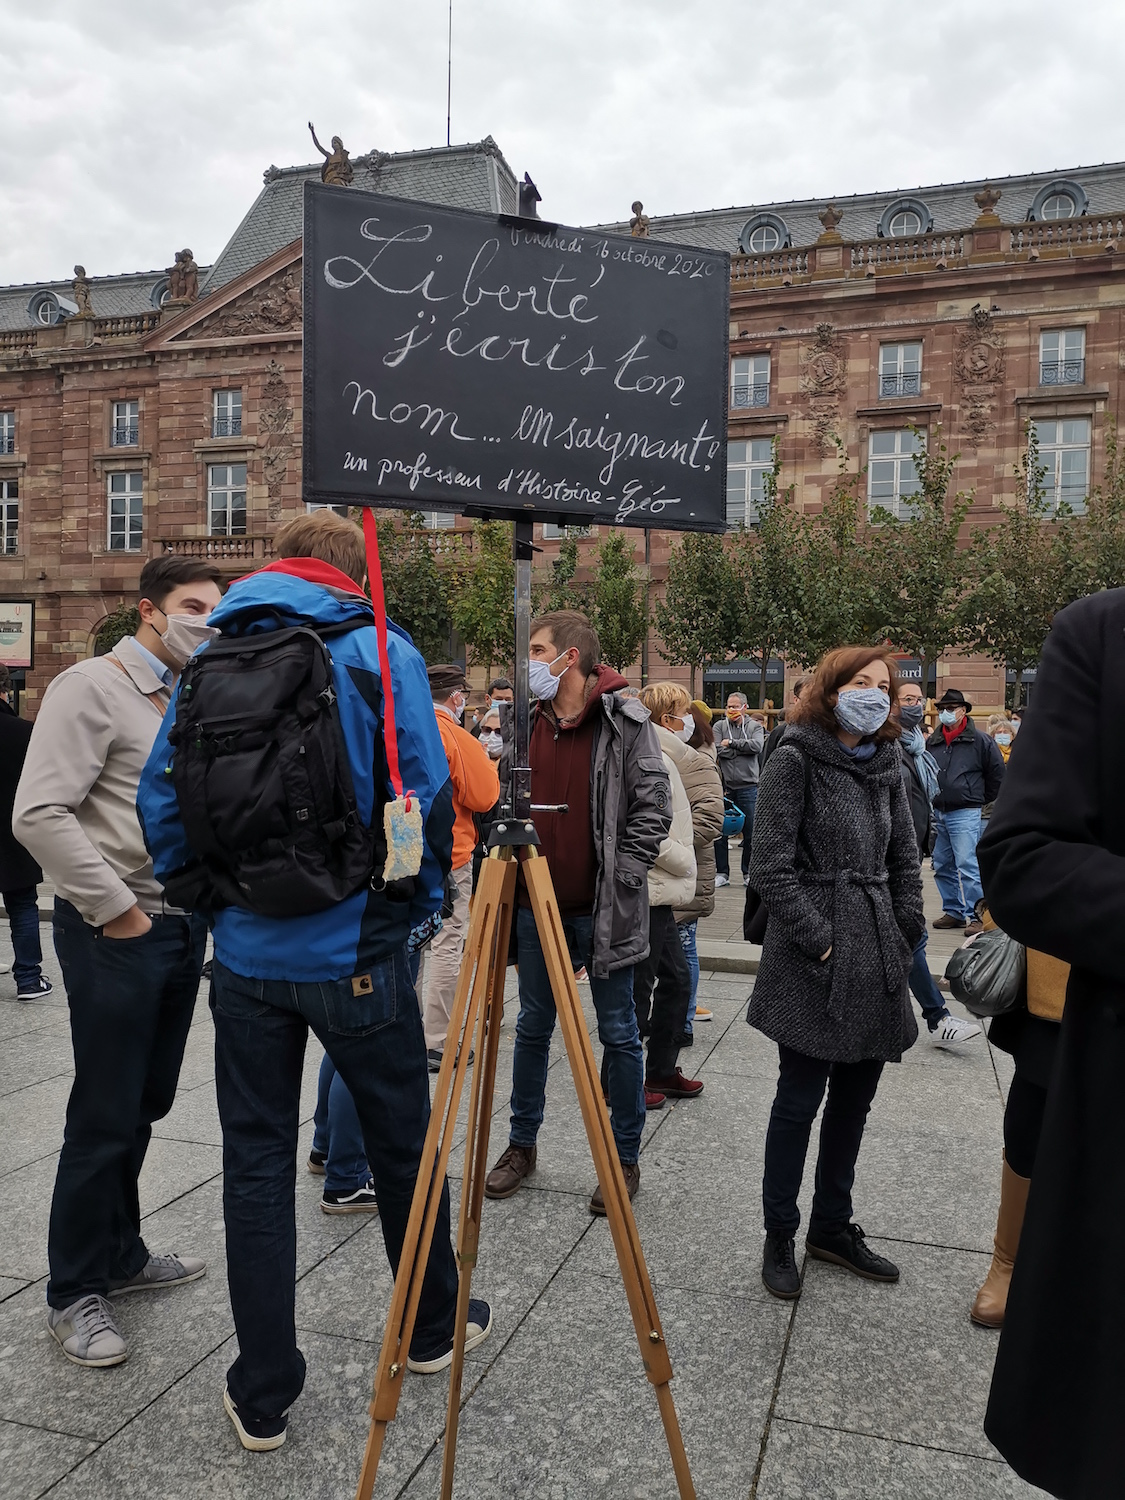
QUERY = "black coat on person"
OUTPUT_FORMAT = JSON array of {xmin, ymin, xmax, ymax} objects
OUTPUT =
[
  {"xmin": 978, "ymin": 586, "xmax": 1125, "ymax": 1500},
  {"xmin": 0, "ymin": 698, "xmax": 40, "ymax": 890},
  {"xmin": 927, "ymin": 715, "xmax": 1005, "ymax": 811},
  {"xmin": 747, "ymin": 723, "xmax": 924, "ymax": 1064}
]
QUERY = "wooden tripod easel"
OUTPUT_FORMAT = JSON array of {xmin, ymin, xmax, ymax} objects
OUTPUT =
[{"xmin": 354, "ymin": 835, "xmax": 696, "ymax": 1500}]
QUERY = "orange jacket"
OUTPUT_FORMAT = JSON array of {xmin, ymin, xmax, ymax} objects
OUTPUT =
[{"xmin": 434, "ymin": 708, "xmax": 500, "ymax": 869}]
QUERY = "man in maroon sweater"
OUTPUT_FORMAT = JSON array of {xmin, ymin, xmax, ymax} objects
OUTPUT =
[{"xmin": 484, "ymin": 611, "xmax": 671, "ymax": 1214}]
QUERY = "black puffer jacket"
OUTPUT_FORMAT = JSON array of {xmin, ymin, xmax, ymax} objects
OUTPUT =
[
  {"xmin": 927, "ymin": 718, "xmax": 1005, "ymax": 811},
  {"xmin": 747, "ymin": 723, "xmax": 924, "ymax": 1063}
]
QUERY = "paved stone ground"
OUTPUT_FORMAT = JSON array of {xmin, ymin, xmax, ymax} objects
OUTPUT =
[{"xmin": 0, "ymin": 876, "xmax": 1046, "ymax": 1500}]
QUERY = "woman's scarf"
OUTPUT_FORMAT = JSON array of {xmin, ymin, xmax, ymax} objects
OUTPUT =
[{"xmin": 902, "ymin": 724, "xmax": 940, "ymax": 804}]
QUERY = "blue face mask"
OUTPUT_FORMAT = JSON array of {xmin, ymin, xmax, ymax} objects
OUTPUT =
[
  {"xmin": 938, "ymin": 709, "xmax": 959, "ymax": 727},
  {"xmin": 834, "ymin": 687, "xmax": 890, "ymax": 737}
]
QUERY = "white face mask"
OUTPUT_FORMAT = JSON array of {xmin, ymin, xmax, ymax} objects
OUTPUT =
[
  {"xmin": 449, "ymin": 693, "xmax": 465, "ymax": 723},
  {"xmin": 674, "ymin": 713, "xmax": 695, "ymax": 743},
  {"xmin": 156, "ymin": 610, "xmax": 219, "ymax": 668},
  {"xmin": 484, "ymin": 730, "xmax": 503, "ymax": 757},
  {"xmin": 528, "ymin": 650, "xmax": 569, "ymax": 701}
]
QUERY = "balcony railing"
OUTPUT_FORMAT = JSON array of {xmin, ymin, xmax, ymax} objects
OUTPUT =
[
  {"xmin": 110, "ymin": 426, "xmax": 139, "ymax": 447},
  {"xmin": 93, "ymin": 312, "xmax": 162, "ymax": 340},
  {"xmin": 1010, "ymin": 216, "xmax": 1125, "ymax": 253},
  {"xmin": 850, "ymin": 231, "xmax": 965, "ymax": 272},
  {"xmin": 878, "ymin": 373, "xmax": 923, "ymax": 398},
  {"xmin": 730, "ymin": 249, "xmax": 809, "ymax": 287},
  {"xmin": 0, "ymin": 435, "xmax": 14, "ymax": 455},
  {"xmin": 211, "ymin": 417, "xmax": 243, "ymax": 437},
  {"xmin": 730, "ymin": 382, "xmax": 770, "ymax": 409},
  {"xmin": 1040, "ymin": 359, "xmax": 1085, "ymax": 386},
  {"xmin": 160, "ymin": 535, "xmax": 273, "ymax": 561}
]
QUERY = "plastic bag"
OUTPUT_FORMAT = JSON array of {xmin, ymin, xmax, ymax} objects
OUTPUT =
[
  {"xmin": 722, "ymin": 798, "xmax": 746, "ymax": 837},
  {"xmin": 945, "ymin": 927, "xmax": 1026, "ymax": 1018}
]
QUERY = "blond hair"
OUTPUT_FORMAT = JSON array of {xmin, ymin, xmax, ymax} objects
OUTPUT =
[
  {"xmin": 274, "ymin": 509, "xmax": 366, "ymax": 586},
  {"xmin": 639, "ymin": 681, "xmax": 692, "ymax": 723}
]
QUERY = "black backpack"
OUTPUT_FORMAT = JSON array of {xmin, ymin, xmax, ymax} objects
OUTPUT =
[{"xmin": 162, "ymin": 620, "xmax": 377, "ymax": 918}]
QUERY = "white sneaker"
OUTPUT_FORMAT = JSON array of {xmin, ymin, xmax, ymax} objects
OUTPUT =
[
  {"xmin": 715, "ymin": 874, "xmax": 730, "ymax": 888},
  {"xmin": 931, "ymin": 1013, "xmax": 982, "ymax": 1049}
]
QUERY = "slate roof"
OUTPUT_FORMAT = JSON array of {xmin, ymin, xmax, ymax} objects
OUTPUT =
[
  {"xmin": 0, "ymin": 268, "xmax": 183, "ymax": 332},
  {"xmin": 201, "ymin": 137, "xmax": 520, "ymax": 293},
  {"xmin": 593, "ymin": 161, "xmax": 1125, "ymax": 253}
]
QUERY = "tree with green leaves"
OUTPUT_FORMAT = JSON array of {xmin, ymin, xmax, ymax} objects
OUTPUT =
[
  {"xmin": 94, "ymin": 604, "xmax": 141, "ymax": 656},
  {"xmin": 451, "ymin": 519, "xmax": 515, "ymax": 675},
  {"xmin": 541, "ymin": 533, "xmax": 584, "ymax": 613},
  {"xmin": 375, "ymin": 512, "xmax": 458, "ymax": 663},
  {"xmin": 959, "ymin": 424, "xmax": 1074, "ymax": 708},
  {"xmin": 868, "ymin": 426, "xmax": 972, "ymax": 695},
  {"xmin": 586, "ymin": 531, "xmax": 648, "ymax": 672},
  {"xmin": 654, "ymin": 531, "xmax": 736, "ymax": 697},
  {"xmin": 1071, "ymin": 415, "xmax": 1125, "ymax": 596}
]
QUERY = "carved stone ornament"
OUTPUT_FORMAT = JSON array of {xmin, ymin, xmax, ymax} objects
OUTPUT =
[
  {"xmin": 973, "ymin": 184, "xmax": 1003, "ymax": 224},
  {"xmin": 260, "ymin": 359, "xmax": 294, "ymax": 521},
  {"xmin": 801, "ymin": 323, "xmax": 847, "ymax": 456},
  {"xmin": 817, "ymin": 204, "xmax": 844, "ymax": 242},
  {"xmin": 309, "ymin": 122, "xmax": 354, "ymax": 186},
  {"xmin": 630, "ymin": 201, "xmax": 650, "ymax": 238},
  {"xmin": 193, "ymin": 268, "xmax": 302, "ymax": 338},
  {"xmin": 955, "ymin": 305, "xmax": 1005, "ymax": 447}
]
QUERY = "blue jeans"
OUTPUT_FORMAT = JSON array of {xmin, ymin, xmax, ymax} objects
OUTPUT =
[
  {"xmin": 48, "ymin": 900, "xmax": 206, "ymax": 1308},
  {"xmin": 3, "ymin": 885, "xmax": 42, "ymax": 990},
  {"xmin": 510, "ymin": 907, "xmax": 644, "ymax": 1164},
  {"xmin": 714, "ymin": 785, "xmax": 758, "ymax": 879},
  {"xmin": 678, "ymin": 920, "xmax": 700, "ymax": 1033},
  {"xmin": 932, "ymin": 807, "xmax": 984, "ymax": 923},
  {"xmin": 211, "ymin": 949, "xmax": 458, "ymax": 1420},
  {"xmin": 311, "ymin": 1054, "xmax": 369, "ymax": 1193},
  {"xmin": 909, "ymin": 931, "xmax": 949, "ymax": 1030}
]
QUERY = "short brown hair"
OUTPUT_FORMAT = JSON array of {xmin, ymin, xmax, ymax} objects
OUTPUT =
[
  {"xmin": 138, "ymin": 555, "xmax": 223, "ymax": 609},
  {"xmin": 796, "ymin": 646, "xmax": 902, "ymax": 744},
  {"xmin": 530, "ymin": 610, "xmax": 600, "ymax": 676},
  {"xmin": 639, "ymin": 681, "xmax": 691, "ymax": 723},
  {"xmin": 274, "ymin": 510, "xmax": 366, "ymax": 586}
]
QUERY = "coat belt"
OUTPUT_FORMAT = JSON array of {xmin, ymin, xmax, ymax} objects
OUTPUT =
[{"xmin": 805, "ymin": 868, "xmax": 906, "ymax": 1021}]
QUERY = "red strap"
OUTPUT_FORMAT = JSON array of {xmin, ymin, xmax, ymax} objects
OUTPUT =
[{"xmin": 362, "ymin": 509, "xmax": 404, "ymax": 799}]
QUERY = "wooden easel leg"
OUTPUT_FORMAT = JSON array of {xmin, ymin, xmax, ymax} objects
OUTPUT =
[
  {"xmin": 523, "ymin": 854, "xmax": 697, "ymax": 1500},
  {"xmin": 355, "ymin": 856, "xmax": 514, "ymax": 1500}
]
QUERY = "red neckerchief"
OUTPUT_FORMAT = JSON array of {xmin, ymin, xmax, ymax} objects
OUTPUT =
[{"xmin": 942, "ymin": 716, "xmax": 969, "ymax": 746}]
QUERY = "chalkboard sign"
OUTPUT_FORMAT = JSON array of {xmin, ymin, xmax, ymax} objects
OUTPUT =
[{"xmin": 302, "ymin": 182, "xmax": 729, "ymax": 532}]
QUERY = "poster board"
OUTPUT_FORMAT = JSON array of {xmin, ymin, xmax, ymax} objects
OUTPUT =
[{"xmin": 0, "ymin": 600, "xmax": 33, "ymax": 669}]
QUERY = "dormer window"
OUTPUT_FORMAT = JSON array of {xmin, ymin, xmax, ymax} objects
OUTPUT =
[
  {"xmin": 1029, "ymin": 180, "xmax": 1088, "ymax": 222},
  {"xmin": 739, "ymin": 214, "xmax": 791, "ymax": 254},
  {"xmin": 877, "ymin": 198, "xmax": 933, "ymax": 239},
  {"xmin": 28, "ymin": 291, "xmax": 63, "ymax": 326}
]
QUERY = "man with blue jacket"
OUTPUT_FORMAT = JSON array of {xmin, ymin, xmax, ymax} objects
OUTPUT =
[{"xmin": 138, "ymin": 511, "xmax": 490, "ymax": 1453}]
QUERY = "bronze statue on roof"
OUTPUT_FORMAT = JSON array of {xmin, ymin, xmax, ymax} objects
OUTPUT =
[
  {"xmin": 630, "ymin": 201, "xmax": 650, "ymax": 238},
  {"xmin": 308, "ymin": 123, "xmax": 355, "ymax": 186}
]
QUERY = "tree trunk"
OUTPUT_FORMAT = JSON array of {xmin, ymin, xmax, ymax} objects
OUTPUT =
[
  {"xmin": 689, "ymin": 662, "xmax": 697, "ymax": 699},
  {"xmin": 759, "ymin": 651, "xmax": 770, "ymax": 715}
]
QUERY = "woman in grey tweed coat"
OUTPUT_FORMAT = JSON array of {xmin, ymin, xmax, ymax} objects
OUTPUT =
[{"xmin": 747, "ymin": 646, "xmax": 925, "ymax": 1300}]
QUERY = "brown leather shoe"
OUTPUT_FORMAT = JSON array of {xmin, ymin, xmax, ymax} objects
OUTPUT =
[
  {"xmin": 964, "ymin": 920, "xmax": 984, "ymax": 936},
  {"xmin": 933, "ymin": 913, "xmax": 966, "ymax": 930},
  {"xmin": 589, "ymin": 1162, "xmax": 640, "ymax": 1216},
  {"xmin": 484, "ymin": 1144, "xmax": 537, "ymax": 1200}
]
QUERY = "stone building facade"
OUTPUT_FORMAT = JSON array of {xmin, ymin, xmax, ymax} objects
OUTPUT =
[{"xmin": 2, "ymin": 147, "xmax": 1123, "ymax": 710}]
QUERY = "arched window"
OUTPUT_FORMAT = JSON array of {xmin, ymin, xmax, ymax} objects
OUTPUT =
[
  {"xmin": 28, "ymin": 292, "xmax": 62, "ymax": 326},
  {"xmin": 151, "ymin": 278, "xmax": 171, "ymax": 309},
  {"xmin": 1028, "ymin": 180, "xmax": 1088, "ymax": 222},
  {"xmin": 877, "ymin": 198, "xmax": 933, "ymax": 239},
  {"xmin": 739, "ymin": 214, "xmax": 791, "ymax": 254}
]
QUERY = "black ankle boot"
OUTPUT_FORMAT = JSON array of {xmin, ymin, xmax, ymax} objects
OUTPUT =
[
  {"xmin": 806, "ymin": 1222, "xmax": 899, "ymax": 1283},
  {"xmin": 762, "ymin": 1231, "xmax": 802, "ymax": 1299}
]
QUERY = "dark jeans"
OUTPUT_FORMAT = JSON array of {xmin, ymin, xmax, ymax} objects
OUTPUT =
[
  {"xmin": 632, "ymin": 904, "xmax": 690, "ymax": 1079},
  {"xmin": 3, "ymin": 884, "xmax": 42, "ymax": 990},
  {"xmin": 310, "ymin": 1054, "xmax": 370, "ymax": 1193},
  {"xmin": 510, "ymin": 906, "xmax": 644, "ymax": 1164},
  {"xmin": 48, "ymin": 899, "xmax": 206, "ymax": 1309},
  {"xmin": 908, "ymin": 931, "xmax": 949, "ymax": 1029},
  {"xmin": 762, "ymin": 1043, "xmax": 885, "ymax": 1237},
  {"xmin": 211, "ymin": 949, "xmax": 458, "ymax": 1420},
  {"xmin": 714, "ymin": 785, "xmax": 758, "ymax": 879}
]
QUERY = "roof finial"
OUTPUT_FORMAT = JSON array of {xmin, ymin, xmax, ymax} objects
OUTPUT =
[
  {"xmin": 817, "ymin": 204, "xmax": 844, "ymax": 243},
  {"xmin": 973, "ymin": 184, "xmax": 1003, "ymax": 225}
]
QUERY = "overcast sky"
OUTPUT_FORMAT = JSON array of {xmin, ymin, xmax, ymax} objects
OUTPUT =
[{"xmin": 2, "ymin": 0, "xmax": 1122, "ymax": 287}]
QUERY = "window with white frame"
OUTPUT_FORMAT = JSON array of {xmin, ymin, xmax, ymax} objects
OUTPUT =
[
  {"xmin": 888, "ymin": 209, "xmax": 923, "ymax": 237},
  {"xmin": 421, "ymin": 511, "xmax": 456, "ymax": 530},
  {"xmin": 111, "ymin": 399, "xmax": 138, "ymax": 447},
  {"xmin": 107, "ymin": 471, "xmax": 143, "ymax": 551},
  {"xmin": 878, "ymin": 342, "xmax": 922, "ymax": 398},
  {"xmin": 306, "ymin": 502, "xmax": 350, "ymax": 517},
  {"xmin": 1032, "ymin": 418, "xmax": 1090, "ymax": 514},
  {"xmin": 1040, "ymin": 191, "xmax": 1077, "ymax": 220},
  {"xmin": 727, "ymin": 439, "xmax": 773, "ymax": 526},
  {"xmin": 730, "ymin": 355, "xmax": 770, "ymax": 410},
  {"xmin": 0, "ymin": 412, "xmax": 13, "ymax": 455},
  {"xmin": 208, "ymin": 463, "xmax": 247, "ymax": 535},
  {"xmin": 1039, "ymin": 329, "xmax": 1085, "ymax": 386},
  {"xmin": 542, "ymin": 522, "xmax": 591, "ymax": 539},
  {"xmin": 748, "ymin": 223, "xmax": 780, "ymax": 252},
  {"xmin": 868, "ymin": 429, "xmax": 924, "ymax": 519},
  {"xmin": 0, "ymin": 480, "xmax": 17, "ymax": 554},
  {"xmin": 212, "ymin": 389, "xmax": 243, "ymax": 437}
]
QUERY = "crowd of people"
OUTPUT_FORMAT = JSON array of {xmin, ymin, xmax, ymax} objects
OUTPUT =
[{"xmin": 5, "ymin": 504, "xmax": 1112, "ymax": 1496}]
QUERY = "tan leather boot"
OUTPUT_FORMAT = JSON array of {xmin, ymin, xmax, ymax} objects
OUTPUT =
[{"xmin": 971, "ymin": 1154, "xmax": 1031, "ymax": 1328}]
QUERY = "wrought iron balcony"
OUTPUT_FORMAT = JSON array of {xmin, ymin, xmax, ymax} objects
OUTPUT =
[
  {"xmin": 110, "ymin": 425, "xmax": 139, "ymax": 447},
  {"xmin": 730, "ymin": 383, "xmax": 770, "ymax": 409},
  {"xmin": 0, "ymin": 435, "xmax": 13, "ymax": 455},
  {"xmin": 1040, "ymin": 359, "xmax": 1085, "ymax": 386},
  {"xmin": 211, "ymin": 417, "xmax": 243, "ymax": 437},
  {"xmin": 879, "ymin": 373, "xmax": 922, "ymax": 398}
]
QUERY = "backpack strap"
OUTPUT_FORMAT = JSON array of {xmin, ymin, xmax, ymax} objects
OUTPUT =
[
  {"xmin": 106, "ymin": 651, "xmax": 171, "ymax": 717},
  {"xmin": 361, "ymin": 509, "xmax": 405, "ymax": 800}
]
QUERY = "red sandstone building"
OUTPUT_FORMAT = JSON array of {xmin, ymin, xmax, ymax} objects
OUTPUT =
[{"xmin": 1, "ymin": 143, "xmax": 1122, "ymax": 709}]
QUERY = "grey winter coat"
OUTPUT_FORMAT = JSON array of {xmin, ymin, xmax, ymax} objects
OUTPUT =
[
  {"xmin": 657, "ymin": 735, "xmax": 725, "ymax": 923},
  {"xmin": 589, "ymin": 693, "xmax": 672, "ymax": 978},
  {"xmin": 747, "ymin": 723, "xmax": 925, "ymax": 1063},
  {"xmin": 714, "ymin": 715, "xmax": 765, "ymax": 790}
]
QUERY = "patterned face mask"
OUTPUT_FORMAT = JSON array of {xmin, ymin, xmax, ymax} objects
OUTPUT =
[{"xmin": 834, "ymin": 687, "xmax": 890, "ymax": 736}]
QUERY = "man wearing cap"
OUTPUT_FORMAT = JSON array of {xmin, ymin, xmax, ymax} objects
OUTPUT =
[
  {"xmin": 422, "ymin": 665, "xmax": 500, "ymax": 1070},
  {"xmin": 927, "ymin": 688, "xmax": 1005, "ymax": 936}
]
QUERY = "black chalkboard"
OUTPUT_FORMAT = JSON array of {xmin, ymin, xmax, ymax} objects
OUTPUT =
[{"xmin": 302, "ymin": 182, "xmax": 729, "ymax": 532}]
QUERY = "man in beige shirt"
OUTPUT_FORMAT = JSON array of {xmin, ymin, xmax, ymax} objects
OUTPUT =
[{"xmin": 14, "ymin": 555, "xmax": 222, "ymax": 1369}]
